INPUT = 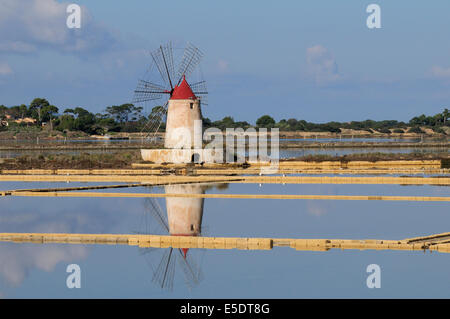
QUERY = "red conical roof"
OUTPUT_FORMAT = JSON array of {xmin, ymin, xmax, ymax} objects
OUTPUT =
[
  {"xmin": 181, "ymin": 248, "xmax": 189, "ymax": 259},
  {"xmin": 170, "ymin": 75, "xmax": 197, "ymax": 100}
]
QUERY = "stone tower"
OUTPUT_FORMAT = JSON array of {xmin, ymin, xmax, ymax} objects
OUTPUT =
[
  {"xmin": 165, "ymin": 184, "xmax": 205, "ymax": 258},
  {"xmin": 164, "ymin": 75, "xmax": 202, "ymax": 149},
  {"xmin": 165, "ymin": 184, "xmax": 204, "ymax": 237}
]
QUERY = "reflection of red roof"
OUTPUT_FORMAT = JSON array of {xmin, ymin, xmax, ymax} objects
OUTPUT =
[
  {"xmin": 172, "ymin": 233, "xmax": 198, "ymax": 259},
  {"xmin": 170, "ymin": 75, "xmax": 197, "ymax": 100}
]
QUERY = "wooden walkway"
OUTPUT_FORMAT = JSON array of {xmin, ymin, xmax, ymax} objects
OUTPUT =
[
  {"xmin": 0, "ymin": 174, "xmax": 449, "ymax": 185},
  {"xmin": 0, "ymin": 232, "xmax": 449, "ymax": 254},
  {"xmin": 2, "ymin": 190, "xmax": 449, "ymax": 202}
]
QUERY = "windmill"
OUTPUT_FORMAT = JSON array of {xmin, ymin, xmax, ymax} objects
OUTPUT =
[
  {"xmin": 137, "ymin": 184, "xmax": 207, "ymax": 291},
  {"xmin": 132, "ymin": 42, "xmax": 208, "ymax": 147}
]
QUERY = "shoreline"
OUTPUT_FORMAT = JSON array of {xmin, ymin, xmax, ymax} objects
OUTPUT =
[
  {"xmin": 0, "ymin": 141, "xmax": 448, "ymax": 151},
  {"xmin": 1, "ymin": 129, "xmax": 448, "ymax": 140}
]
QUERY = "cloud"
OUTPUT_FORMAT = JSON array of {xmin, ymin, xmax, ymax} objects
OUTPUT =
[
  {"xmin": 0, "ymin": 62, "xmax": 12, "ymax": 75},
  {"xmin": 306, "ymin": 201, "xmax": 328, "ymax": 217},
  {"xmin": 0, "ymin": 244, "xmax": 87, "ymax": 287},
  {"xmin": 0, "ymin": 211, "xmax": 89, "ymax": 287},
  {"xmin": 306, "ymin": 45, "xmax": 340, "ymax": 85},
  {"xmin": 0, "ymin": 42, "xmax": 35, "ymax": 53},
  {"xmin": 0, "ymin": 0, "xmax": 119, "ymax": 55},
  {"xmin": 430, "ymin": 66, "xmax": 450, "ymax": 78}
]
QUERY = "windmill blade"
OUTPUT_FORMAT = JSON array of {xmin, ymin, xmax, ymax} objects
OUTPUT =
[
  {"xmin": 176, "ymin": 43, "xmax": 204, "ymax": 85},
  {"xmin": 133, "ymin": 80, "xmax": 168, "ymax": 103},
  {"xmin": 144, "ymin": 101, "xmax": 169, "ymax": 139},
  {"xmin": 190, "ymin": 75, "xmax": 208, "ymax": 106},
  {"xmin": 160, "ymin": 43, "xmax": 176, "ymax": 90},
  {"xmin": 151, "ymin": 42, "xmax": 176, "ymax": 90},
  {"xmin": 194, "ymin": 65, "xmax": 208, "ymax": 106},
  {"xmin": 176, "ymin": 248, "xmax": 202, "ymax": 288},
  {"xmin": 196, "ymin": 94, "xmax": 208, "ymax": 106},
  {"xmin": 143, "ymin": 197, "xmax": 169, "ymax": 233},
  {"xmin": 196, "ymin": 98, "xmax": 207, "ymax": 106},
  {"xmin": 152, "ymin": 248, "xmax": 176, "ymax": 290},
  {"xmin": 138, "ymin": 246, "xmax": 158, "ymax": 257},
  {"xmin": 139, "ymin": 100, "xmax": 168, "ymax": 139},
  {"xmin": 190, "ymin": 80, "xmax": 208, "ymax": 94}
]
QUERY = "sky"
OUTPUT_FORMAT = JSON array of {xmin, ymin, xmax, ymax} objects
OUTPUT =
[{"xmin": 1, "ymin": 0, "xmax": 450, "ymax": 123}]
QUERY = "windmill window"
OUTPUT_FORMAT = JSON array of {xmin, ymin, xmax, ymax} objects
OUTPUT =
[
  {"xmin": 190, "ymin": 103, "xmax": 194, "ymax": 109},
  {"xmin": 190, "ymin": 224, "xmax": 195, "ymax": 231},
  {"xmin": 192, "ymin": 153, "xmax": 200, "ymax": 163}
]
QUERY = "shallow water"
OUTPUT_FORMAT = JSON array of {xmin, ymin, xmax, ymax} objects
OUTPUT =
[
  {"xmin": 3, "ymin": 147, "xmax": 448, "ymax": 159},
  {"xmin": 0, "ymin": 180, "xmax": 448, "ymax": 298},
  {"xmin": 279, "ymin": 147, "xmax": 449, "ymax": 158}
]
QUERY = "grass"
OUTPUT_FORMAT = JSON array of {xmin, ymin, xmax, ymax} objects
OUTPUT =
[{"xmin": 0, "ymin": 151, "xmax": 142, "ymax": 169}]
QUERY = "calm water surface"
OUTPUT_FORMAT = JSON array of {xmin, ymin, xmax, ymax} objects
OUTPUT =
[{"xmin": 0, "ymin": 181, "xmax": 448, "ymax": 298}]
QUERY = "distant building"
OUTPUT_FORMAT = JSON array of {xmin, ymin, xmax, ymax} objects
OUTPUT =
[{"xmin": 14, "ymin": 117, "xmax": 36, "ymax": 125}]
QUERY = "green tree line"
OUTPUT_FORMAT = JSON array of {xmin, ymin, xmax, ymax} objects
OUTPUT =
[
  {"xmin": 0, "ymin": 98, "xmax": 449, "ymax": 135},
  {"xmin": 0, "ymin": 98, "xmax": 145, "ymax": 135},
  {"xmin": 204, "ymin": 110, "xmax": 449, "ymax": 134}
]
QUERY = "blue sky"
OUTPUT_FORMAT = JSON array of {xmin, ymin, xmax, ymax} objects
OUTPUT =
[{"xmin": 1, "ymin": 0, "xmax": 450, "ymax": 123}]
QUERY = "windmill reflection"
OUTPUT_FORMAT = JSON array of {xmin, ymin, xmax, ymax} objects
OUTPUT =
[{"xmin": 140, "ymin": 183, "xmax": 227, "ymax": 291}]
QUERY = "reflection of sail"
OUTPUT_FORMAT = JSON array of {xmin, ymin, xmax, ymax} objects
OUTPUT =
[{"xmin": 140, "ymin": 184, "xmax": 207, "ymax": 290}]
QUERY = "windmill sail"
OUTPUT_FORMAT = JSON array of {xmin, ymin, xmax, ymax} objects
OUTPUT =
[
  {"xmin": 177, "ymin": 248, "xmax": 202, "ymax": 288},
  {"xmin": 176, "ymin": 43, "xmax": 204, "ymax": 85},
  {"xmin": 132, "ymin": 41, "xmax": 207, "ymax": 141},
  {"xmin": 152, "ymin": 247, "xmax": 176, "ymax": 290},
  {"xmin": 138, "ymin": 185, "xmax": 206, "ymax": 291},
  {"xmin": 132, "ymin": 80, "xmax": 167, "ymax": 103},
  {"xmin": 189, "ymin": 80, "xmax": 208, "ymax": 105},
  {"xmin": 151, "ymin": 42, "xmax": 176, "ymax": 90},
  {"xmin": 140, "ymin": 101, "xmax": 168, "ymax": 138}
]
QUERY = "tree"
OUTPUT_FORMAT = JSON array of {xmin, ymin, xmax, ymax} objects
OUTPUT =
[
  {"xmin": 71, "ymin": 107, "xmax": 96, "ymax": 133},
  {"xmin": 0, "ymin": 105, "xmax": 7, "ymax": 121},
  {"xmin": 213, "ymin": 116, "xmax": 235, "ymax": 130},
  {"xmin": 220, "ymin": 116, "xmax": 235, "ymax": 127},
  {"xmin": 275, "ymin": 119, "xmax": 289, "ymax": 130},
  {"xmin": 41, "ymin": 105, "xmax": 59, "ymax": 122},
  {"xmin": 256, "ymin": 115, "xmax": 275, "ymax": 128},
  {"xmin": 29, "ymin": 98, "xmax": 50, "ymax": 123},
  {"xmin": 94, "ymin": 114, "xmax": 117, "ymax": 133},
  {"xmin": 409, "ymin": 114, "xmax": 429, "ymax": 126},
  {"xmin": 202, "ymin": 117, "xmax": 212, "ymax": 128},
  {"xmin": 57, "ymin": 114, "xmax": 75, "ymax": 131},
  {"xmin": 130, "ymin": 105, "xmax": 143, "ymax": 122},
  {"xmin": 18, "ymin": 104, "xmax": 28, "ymax": 118},
  {"xmin": 0, "ymin": 105, "xmax": 7, "ymax": 117},
  {"xmin": 408, "ymin": 126, "xmax": 424, "ymax": 134},
  {"xmin": 443, "ymin": 108, "xmax": 449, "ymax": 125},
  {"xmin": 106, "ymin": 104, "xmax": 142, "ymax": 123},
  {"xmin": 40, "ymin": 105, "xmax": 59, "ymax": 129}
]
